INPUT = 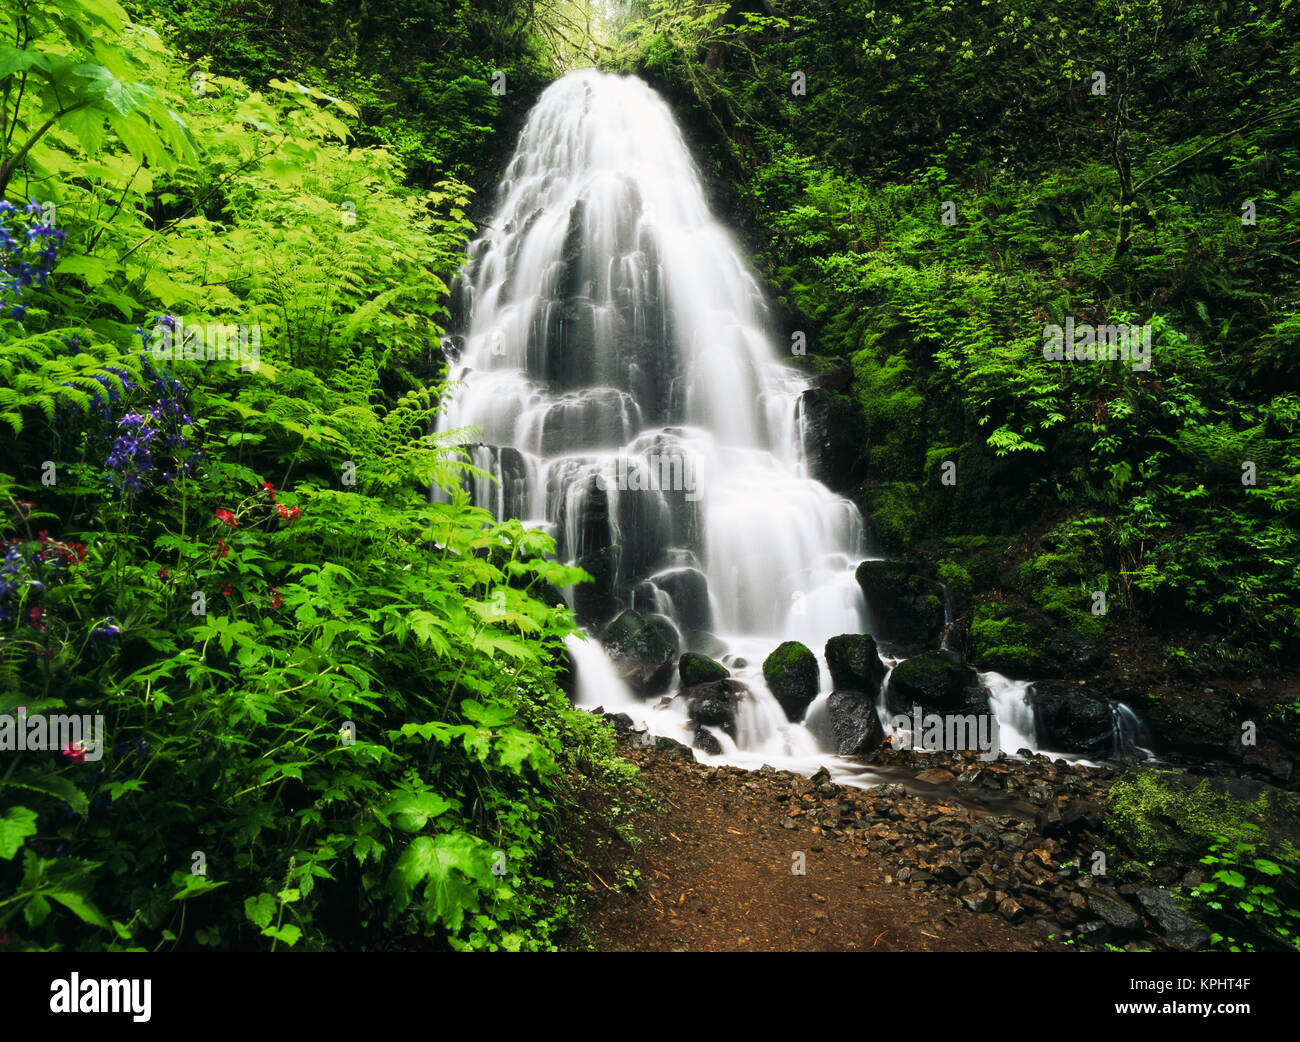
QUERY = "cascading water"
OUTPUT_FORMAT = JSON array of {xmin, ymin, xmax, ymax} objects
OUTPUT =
[
  {"xmin": 438, "ymin": 69, "xmax": 868, "ymax": 769},
  {"xmin": 437, "ymin": 69, "xmax": 1150, "ymax": 775}
]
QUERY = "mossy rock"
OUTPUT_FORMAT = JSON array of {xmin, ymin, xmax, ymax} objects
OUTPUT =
[
  {"xmin": 1104, "ymin": 769, "xmax": 1300, "ymax": 865},
  {"xmin": 854, "ymin": 559, "xmax": 945, "ymax": 653},
  {"xmin": 1010, "ymin": 548, "xmax": 1110, "ymax": 644},
  {"xmin": 886, "ymin": 651, "xmax": 984, "ymax": 715},
  {"xmin": 678, "ymin": 652, "xmax": 729, "ymax": 687},
  {"xmin": 968, "ymin": 601, "xmax": 1042, "ymax": 677},
  {"xmin": 762, "ymin": 640, "xmax": 820, "ymax": 722},
  {"xmin": 968, "ymin": 599, "xmax": 1102, "ymax": 679},
  {"xmin": 824, "ymin": 633, "xmax": 886, "ymax": 693}
]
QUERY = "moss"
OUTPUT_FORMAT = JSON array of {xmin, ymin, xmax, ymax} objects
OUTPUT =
[
  {"xmin": 678, "ymin": 652, "xmax": 729, "ymax": 687},
  {"xmin": 762, "ymin": 640, "xmax": 816, "ymax": 685},
  {"xmin": 936, "ymin": 560, "xmax": 973, "ymax": 603},
  {"xmin": 1013, "ymin": 547, "xmax": 1110, "ymax": 644},
  {"xmin": 1105, "ymin": 770, "xmax": 1300, "ymax": 864},
  {"xmin": 864, "ymin": 483, "xmax": 919, "ymax": 550},
  {"xmin": 968, "ymin": 601, "xmax": 1041, "ymax": 675}
]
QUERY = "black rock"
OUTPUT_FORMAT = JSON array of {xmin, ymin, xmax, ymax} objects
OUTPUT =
[
  {"xmin": 855, "ymin": 560, "xmax": 945, "ymax": 652},
  {"xmin": 1086, "ymin": 889, "xmax": 1141, "ymax": 932},
  {"xmin": 796, "ymin": 387, "xmax": 834, "ymax": 482},
  {"xmin": 1028, "ymin": 682, "xmax": 1114, "ymax": 756},
  {"xmin": 826, "ymin": 688, "xmax": 885, "ymax": 756},
  {"xmin": 824, "ymin": 633, "xmax": 887, "ymax": 693},
  {"xmin": 681, "ymin": 678, "xmax": 747, "ymax": 740},
  {"xmin": 885, "ymin": 651, "xmax": 983, "ymax": 715},
  {"xmin": 693, "ymin": 727, "xmax": 723, "ymax": 755},
  {"xmin": 600, "ymin": 609, "xmax": 677, "ymax": 697},
  {"xmin": 651, "ymin": 566, "xmax": 713, "ymax": 631},
  {"xmin": 1134, "ymin": 887, "xmax": 1209, "ymax": 951}
]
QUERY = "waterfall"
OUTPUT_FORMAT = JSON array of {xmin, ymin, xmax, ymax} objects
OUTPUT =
[
  {"xmin": 437, "ymin": 69, "xmax": 1153, "ymax": 775},
  {"xmin": 438, "ymin": 70, "xmax": 868, "ymax": 768}
]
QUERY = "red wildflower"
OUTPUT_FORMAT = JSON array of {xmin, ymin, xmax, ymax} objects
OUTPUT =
[
  {"xmin": 213, "ymin": 537, "xmax": 229, "ymax": 560},
  {"xmin": 269, "ymin": 587, "xmax": 283, "ymax": 610},
  {"xmin": 220, "ymin": 583, "xmax": 233, "ymax": 597},
  {"xmin": 275, "ymin": 504, "xmax": 301, "ymax": 522},
  {"xmin": 160, "ymin": 568, "xmax": 170, "ymax": 579},
  {"xmin": 62, "ymin": 741, "xmax": 86, "ymax": 765},
  {"xmin": 214, "ymin": 508, "xmax": 237, "ymax": 529},
  {"xmin": 261, "ymin": 481, "xmax": 277, "ymax": 502}
]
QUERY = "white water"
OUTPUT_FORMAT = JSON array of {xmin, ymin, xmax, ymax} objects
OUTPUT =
[
  {"xmin": 440, "ymin": 70, "xmax": 1149, "ymax": 779},
  {"xmin": 438, "ymin": 69, "xmax": 872, "ymax": 772}
]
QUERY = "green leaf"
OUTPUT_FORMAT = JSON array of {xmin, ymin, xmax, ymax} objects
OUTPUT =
[
  {"xmin": 0, "ymin": 805, "xmax": 38, "ymax": 860},
  {"xmin": 261, "ymin": 923, "xmax": 301, "ymax": 947},
  {"xmin": 1254, "ymin": 858, "xmax": 1283, "ymax": 877},
  {"xmin": 47, "ymin": 887, "xmax": 110, "ymax": 928},
  {"xmin": 387, "ymin": 832, "xmax": 490, "ymax": 931},
  {"xmin": 244, "ymin": 892, "xmax": 276, "ymax": 929},
  {"xmin": 383, "ymin": 791, "xmax": 453, "ymax": 833},
  {"xmin": 171, "ymin": 872, "xmax": 228, "ymax": 901}
]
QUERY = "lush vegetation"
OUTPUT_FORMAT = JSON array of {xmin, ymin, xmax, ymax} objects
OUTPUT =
[
  {"xmin": 0, "ymin": 0, "xmax": 645, "ymax": 951},
  {"xmin": 2, "ymin": 0, "xmax": 1297, "ymax": 953},
  {"xmin": 615, "ymin": 0, "xmax": 1300, "ymax": 673}
]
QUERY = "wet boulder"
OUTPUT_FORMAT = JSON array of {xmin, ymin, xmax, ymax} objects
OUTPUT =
[
  {"xmin": 826, "ymin": 688, "xmax": 885, "ymax": 756},
  {"xmin": 886, "ymin": 651, "xmax": 983, "ymax": 715},
  {"xmin": 796, "ymin": 387, "xmax": 834, "ymax": 483},
  {"xmin": 762, "ymin": 641, "xmax": 820, "ymax": 722},
  {"xmin": 600, "ymin": 609, "xmax": 676, "ymax": 697},
  {"xmin": 679, "ymin": 652, "xmax": 729, "ymax": 688},
  {"xmin": 854, "ymin": 560, "xmax": 945, "ymax": 652},
  {"xmin": 651, "ymin": 566, "xmax": 712, "ymax": 631},
  {"xmin": 681, "ymin": 678, "xmax": 747, "ymax": 741},
  {"xmin": 1027, "ymin": 682, "xmax": 1114, "ymax": 756},
  {"xmin": 824, "ymin": 634, "xmax": 887, "ymax": 694},
  {"xmin": 572, "ymin": 546, "xmax": 619, "ymax": 628}
]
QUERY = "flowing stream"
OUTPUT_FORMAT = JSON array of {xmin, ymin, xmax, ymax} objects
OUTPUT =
[{"xmin": 438, "ymin": 69, "xmax": 1144, "ymax": 778}]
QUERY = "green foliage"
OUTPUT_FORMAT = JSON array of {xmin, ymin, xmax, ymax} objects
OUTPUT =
[
  {"xmin": 1192, "ymin": 838, "xmax": 1300, "ymax": 952},
  {"xmin": 0, "ymin": 0, "xmax": 637, "ymax": 952},
  {"xmin": 621, "ymin": 0, "xmax": 1300, "ymax": 669},
  {"xmin": 1105, "ymin": 771, "xmax": 1299, "ymax": 865}
]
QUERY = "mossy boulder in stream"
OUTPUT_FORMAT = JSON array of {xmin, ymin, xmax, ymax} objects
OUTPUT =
[
  {"xmin": 762, "ymin": 640, "xmax": 820, "ymax": 722},
  {"xmin": 678, "ymin": 652, "xmax": 729, "ymax": 687},
  {"xmin": 824, "ymin": 633, "xmax": 886, "ymax": 693},
  {"xmin": 886, "ymin": 651, "xmax": 984, "ymax": 715}
]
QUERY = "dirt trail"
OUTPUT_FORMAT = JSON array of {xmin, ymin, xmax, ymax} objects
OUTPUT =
[{"xmin": 580, "ymin": 738, "xmax": 1063, "ymax": 952}]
